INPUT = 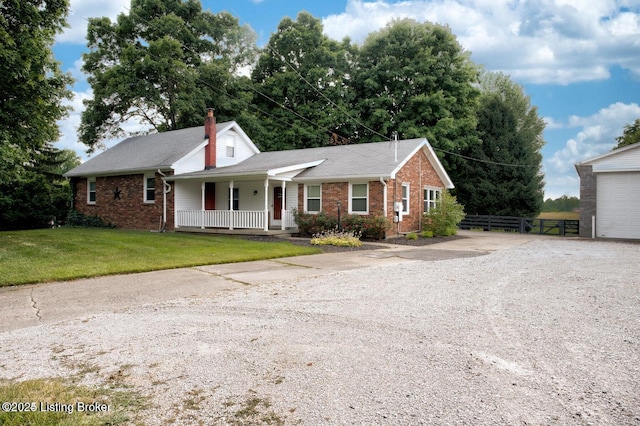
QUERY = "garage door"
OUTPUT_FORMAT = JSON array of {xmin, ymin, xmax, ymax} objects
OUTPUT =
[{"xmin": 596, "ymin": 172, "xmax": 640, "ymax": 239}]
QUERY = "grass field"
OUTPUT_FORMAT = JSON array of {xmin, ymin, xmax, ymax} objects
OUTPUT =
[
  {"xmin": 537, "ymin": 211, "xmax": 580, "ymax": 220},
  {"xmin": 0, "ymin": 228, "xmax": 320, "ymax": 286}
]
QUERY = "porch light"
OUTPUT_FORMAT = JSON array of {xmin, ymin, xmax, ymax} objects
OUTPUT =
[{"xmin": 253, "ymin": 190, "xmax": 258, "ymax": 196}]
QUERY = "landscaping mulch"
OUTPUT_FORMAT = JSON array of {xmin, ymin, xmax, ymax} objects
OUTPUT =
[{"xmin": 238, "ymin": 234, "xmax": 467, "ymax": 252}]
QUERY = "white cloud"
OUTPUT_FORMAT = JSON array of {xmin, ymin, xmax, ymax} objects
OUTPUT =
[
  {"xmin": 542, "ymin": 102, "xmax": 640, "ymax": 198},
  {"xmin": 55, "ymin": 90, "xmax": 93, "ymax": 160},
  {"xmin": 55, "ymin": 87, "xmax": 154, "ymax": 161},
  {"xmin": 322, "ymin": 0, "xmax": 640, "ymax": 85},
  {"xmin": 56, "ymin": 0, "xmax": 128, "ymax": 45},
  {"xmin": 543, "ymin": 116, "xmax": 563, "ymax": 130}
]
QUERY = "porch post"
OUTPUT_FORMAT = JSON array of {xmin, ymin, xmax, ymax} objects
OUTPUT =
[
  {"xmin": 200, "ymin": 182, "xmax": 205, "ymax": 229},
  {"xmin": 229, "ymin": 180, "xmax": 234, "ymax": 230},
  {"xmin": 281, "ymin": 181, "xmax": 286, "ymax": 230},
  {"xmin": 263, "ymin": 179, "xmax": 269, "ymax": 232}
]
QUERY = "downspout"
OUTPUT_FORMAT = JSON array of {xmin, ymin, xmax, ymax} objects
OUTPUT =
[
  {"xmin": 157, "ymin": 169, "xmax": 171, "ymax": 232},
  {"xmin": 394, "ymin": 176, "xmax": 398, "ymax": 236},
  {"xmin": 379, "ymin": 177, "xmax": 387, "ymax": 234},
  {"xmin": 419, "ymin": 153, "xmax": 423, "ymax": 231}
]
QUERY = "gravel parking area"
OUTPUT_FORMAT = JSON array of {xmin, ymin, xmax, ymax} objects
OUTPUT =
[{"xmin": 1, "ymin": 237, "xmax": 639, "ymax": 425}]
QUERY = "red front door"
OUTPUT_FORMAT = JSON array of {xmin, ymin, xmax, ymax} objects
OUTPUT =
[
  {"xmin": 274, "ymin": 187, "xmax": 283, "ymax": 220},
  {"xmin": 205, "ymin": 183, "xmax": 215, "ymax": 210}
]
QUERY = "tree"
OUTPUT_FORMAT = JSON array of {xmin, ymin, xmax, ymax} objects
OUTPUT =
[
  {"xmin": 251, "ymin": 12, "xmax": 356, "ymax": 151},
  {"xmin": 614, "ymin": 118, "xmax": 640, "ymax": 149},
  {"xmin": 0, "ymin": 146, "xmax": 80, "ymax": 230},
  {"xmin": 352, "ymin": 19, "xmax": 480, "ymax": 171},
  {"xmin": 542, "ymin": 196, "xmax": 579, "ymax": 212},
  {"xmin": 80, "ymin": 0, "xmax": 257, "ymax": 152},
  {"xmin": 422, "ymin": 189, "xmax": 465, "ymax": 236},
  {"xmin": 0, "ymin": 0, "xmax": 73, "ymax": 183},
  {"xmin": 454, "ymin": 72, "xmax": 545, "ymax": 217}
]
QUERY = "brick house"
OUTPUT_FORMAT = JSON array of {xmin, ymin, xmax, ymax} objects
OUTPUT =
[{"xmin": 66, "ymin": 110, "xmax": 453, "ymax": 238}]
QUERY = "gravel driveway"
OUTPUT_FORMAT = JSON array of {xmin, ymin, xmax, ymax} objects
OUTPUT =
[{"xmin": 1, "ymin": 237, "xmax": 639, "ymax": 425}]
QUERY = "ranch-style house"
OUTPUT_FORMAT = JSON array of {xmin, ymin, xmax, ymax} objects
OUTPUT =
[{"xmin": 65, "ymin": 110, "xmax": 454, "ymax": 238}]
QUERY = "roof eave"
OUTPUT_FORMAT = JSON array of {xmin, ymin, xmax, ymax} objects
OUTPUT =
[
  {"xmin": 389, "ymin": 139, "xmax": 454, "ymax": 188},
  {"xmin": 294, "ymin": 174, "xmax": 392, "ymax": 183},
  {"xmin": 65, "ymin": 165, "xmax": 174, "ymax": 178},
  {"xmin": 168, "ymin": 170, "xmax": 269, "ymax": 181},
  {"xmin": 576, "ymin": 141, "xmax": 640, "ymax": 166}
]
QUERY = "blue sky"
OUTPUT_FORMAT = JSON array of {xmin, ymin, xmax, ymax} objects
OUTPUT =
[{"xmin": 52, "ymin": 0, "xmax": 640, "ymax": 199}]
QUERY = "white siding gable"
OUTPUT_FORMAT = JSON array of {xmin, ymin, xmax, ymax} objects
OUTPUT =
[
  {"xmin": 215, "ymin": 128, "xmax": 259, "ymax": 168},
  {"xmin": 591, "ymin": 146, "xmax": 640, "ymax": 172},
  {"xmin": 173, "ymin": 146, "xmax": 205, "ymax": 175}
]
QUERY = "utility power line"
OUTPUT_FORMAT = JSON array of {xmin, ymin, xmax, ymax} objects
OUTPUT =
[{"xmin": 74, "ymin": 6, "xmax": 539, "ymax": 169}]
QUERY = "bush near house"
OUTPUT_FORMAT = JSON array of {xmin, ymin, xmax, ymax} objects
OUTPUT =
[
  {"xmin": 422, "ymin": 190, "xmax": 466, "ymax": 236},
  {"xmin": 293, "ymin": 210, "xmax": 389, "ymax": 240},
  {"xmin": 293, "ymin": 210, "xmax": 337, "ymax": 236},
  {"xmin": 66, "ymin": 210, "xmax": 115, "ymax": 228},
  {"xmin": 340, "ymin": 214, "xmax": 388, "ymax": 240}
]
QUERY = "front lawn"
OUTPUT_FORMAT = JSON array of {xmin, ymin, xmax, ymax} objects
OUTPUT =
[{"xmin": 0, "ymin": 228, "xmax": 320, "ymax": 286}]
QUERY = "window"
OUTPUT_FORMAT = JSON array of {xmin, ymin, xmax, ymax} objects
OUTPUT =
[
  {"xmin": 88, "ymin": 178, "xmax": 96, "ymax": 204},
  {"xmin": 401, "ymin": 183, "xmax": 410, "ymax": 214},
  {"xmin": 226, "ymin": 138, "xmax": 235, "ymax": 157},
  {"xmin": 144, "ymin": 174, "xmax": 156, "ymax": 203},
  {"xmin": 229, "ymin": 187, "xmax": 239, "ymax": 210},
  {"xmin": 350, "ymin": 183, "xmax": 368, "ymax": 214},
  {"xmin": 424, "ymin": 187, "xmax": 441, "ymax": 212},
  {"xmin": 305, "ymin": 185, "xmax": 321, "ymax": 213}
]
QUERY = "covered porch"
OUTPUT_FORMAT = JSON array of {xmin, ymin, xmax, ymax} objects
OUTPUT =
[{"xmin": 170, "ymin": 176, "xmax": 298, "ymax": 233}]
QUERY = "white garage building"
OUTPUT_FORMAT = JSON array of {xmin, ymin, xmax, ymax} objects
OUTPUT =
[{"xmin": 575, "ymin": 142, "xmax": 640, "ymax": 239}]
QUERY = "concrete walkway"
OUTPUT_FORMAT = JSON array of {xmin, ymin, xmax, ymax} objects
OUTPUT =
[{"xmin": 0, "ymin": 231, "xmax": 553, "ymax": 333}]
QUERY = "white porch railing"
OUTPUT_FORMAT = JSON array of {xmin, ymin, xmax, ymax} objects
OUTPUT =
[
  {"xmin": 283, "ymin": 210, "xmax": 296, "ymax": 228},
  {"xmin": 177, "ymin": 210, "xmax": 265, "ymax": 230}
]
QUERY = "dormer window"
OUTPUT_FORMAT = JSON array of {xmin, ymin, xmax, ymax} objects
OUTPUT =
[{"xmin": 226, "ymin": 138, "xmax": 235, "ymax": 157}]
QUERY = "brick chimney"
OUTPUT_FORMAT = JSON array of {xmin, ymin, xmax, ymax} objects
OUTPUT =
[{"xmin": 204, "ymin": 108, "xmax": 216, "ymax": 169}]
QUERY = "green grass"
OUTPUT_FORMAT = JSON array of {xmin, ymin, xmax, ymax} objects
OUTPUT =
[{"xmin": 0, "ymin": 228, "xmax": 320, "ymax": 286}]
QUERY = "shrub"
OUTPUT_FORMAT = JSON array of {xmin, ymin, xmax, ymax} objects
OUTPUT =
[
  {"xmin": 310, "ymin": 229, "xmax": 363, "ymax": 247},
  {"xmin": 421, "ymin": 230, "xmax": 434, "ymax": 238},
  {"xmin": 293, "ymin": 209, "xmax": 389, "ymax": 240},
  {"xmin": 65, "ymin": 210, "xmax": 114, "ymax": 228},
  {"xmin": 292, "ymin": 209, "xmax": 337, "ymax": 236},
  {"xmin": 422, "ymin": 190, "xmax": 465, "ymax": 237},
  {"xmin": 343, "ymin": 214, "xmax": 389, "ymax": 240},
  {"xmin": 405, "ymin": 232, "xmax": 418, "ymax": 240}
]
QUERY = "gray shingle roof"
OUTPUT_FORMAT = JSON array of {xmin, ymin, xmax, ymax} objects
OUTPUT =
[
  {"xmin": 173, "ymin": 138, "xmax": 429, "ymax": 180},
  {"xmin": 65, "ymin": 124, "xmax": 452, "ymax": 187},
  {"xmin": 64, "ymin": 125, "xmax": 215, "ymax": 177}
]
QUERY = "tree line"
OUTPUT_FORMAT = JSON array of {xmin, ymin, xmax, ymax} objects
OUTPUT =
[
  {"xmin": 3, "ymin": 0, "xmax": 636, "ymax": 230},
  {"xmin": 78, "ymin": 2, "xmax": 545, "ymax": 219}
]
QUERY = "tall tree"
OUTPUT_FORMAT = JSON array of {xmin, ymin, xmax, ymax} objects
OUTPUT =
[
  {"xmin": 454, "ymin": 72, "xmax": 545, "ymax": 217},
  {"xmin": 352, "ymin": 19, "xmax": 480, "ymax": 170},
  {"xmin": 80, "ymin": 0, "xmax": 257, "ymax": 152},
  {"xmin": 251, "ymin": 12, "xmax": 356, "ymax": 150},
  {"xmin": 0, "ymin": 146, "xmax": 80, "ymax": 230},
  {"xmin": 614, "ymin": 118, "xmax": 640, "ymax": 149},
  {"xmin": 0, "ymin": 0, "xmax": 73, "ymax": 183}
]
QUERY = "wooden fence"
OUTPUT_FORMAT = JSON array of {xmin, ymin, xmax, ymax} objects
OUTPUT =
[{"xmin": 459, "ymin": 215, "xmax": 579, "ymax": 236}]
